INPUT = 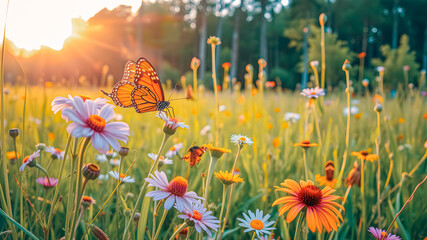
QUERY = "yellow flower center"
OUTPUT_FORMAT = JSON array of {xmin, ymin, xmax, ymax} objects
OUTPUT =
[
  {"xmin": 168, "ymin": 176, "xmax": 188, "ymax": 196},
  {"xmin": 239, "ymin": 137, "xmax": 246, "ymax": 141},
  {"xmin": 55, "ymin": 148, "xmax": 62, "ymax": 153},
  {"xmin": 87, "ymin": 115, "xmax": 106, "ymax": 132},
  {"xmin": 119, "ymin": 173, "xmax": 127, "ymax": 179},
  {"xmin": 250, "ymin": 219, "xmax": 264, "ymax": 230},
  {"xmin": 170, "ymin": 146, "xmax": 176, "ymax": 151},
  {"xmin": 191, "ymin": 210, "xmax": 203, "ymax": 221},
  {"xmin": 311, "ymin": 91, "xmax": 316, "ymax": 95},
  {"xmin": 88, "ymin": 163, "xmax": 99, "ymax": 172}
]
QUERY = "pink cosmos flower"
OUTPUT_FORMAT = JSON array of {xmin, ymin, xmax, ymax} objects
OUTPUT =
[
  {"xmin": 19, "ymin": 150, "xmax": 40, "ymax": 172},
  {"xmin": 51, "ymin": 95, "xmax": 108, "ymax": 114},
  {"xmin": 145, "ymin": 171, "xmax": 201, "ymax": 211},
  {"xmin": 368, "ymin": 227, "xmax": 401, "ymax": 240},
  {"xmin": 61, "ymin": 97, "xmax": 129, "ymax": 153},
  {"xmin": 301, "ymin": 87, "xmax": 325, "ymax": 99},
  {"xmin": 36, "ymin": 177, "xmax": 58, "ymax": 188},
  {"xmin": 177, "ymin": 200, "xmax": 220, "ymax": 237},
  {"xmin": 45, "ymin": 146, "xmax": 65, "ymax": 160}
]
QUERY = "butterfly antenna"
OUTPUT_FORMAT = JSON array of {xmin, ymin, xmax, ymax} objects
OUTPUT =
[
  {"xmin": 101, "ymin": 90, "xmax": 111, "ymax": 97},
  {"xmin": 168, "ymin": 83, "xmax": 180, "ymax": 101}
]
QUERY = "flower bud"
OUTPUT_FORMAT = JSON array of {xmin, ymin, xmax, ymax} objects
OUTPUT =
[
  {"xmin": 91, "ymin": 225, "xmax": 109, "ymax": 240},
  {"xmin": 319, "ymin": 13, "xmax": 327, "ymax": 26},
  {"xmin": 82, "ymin": 163, "xmax": 100, "ymax": 180},
  {"xmin": 374, "ymin": 103, "xmax": 383, "ymax": 113},
  {"xmin": 36, "ymin": 143, "xmax": 46, "ymax": 151},
  {"xmin": 190, "ymin": 57, "xmax": 200, "ymax": 70},
  {"xmin": 134, "ymin": 212, "xmax": 141, "ymax": 222},
  {"xmin": 119, "ymin": 147, "xmax": 129, "ymax": 157},
  {"xmin": 342, "ymin": 59, "xmax": 351, "ymax": 71},
  {"xmin": 9, "ymin": 128, "xmax": 19, "ymax": 138},
  {"xmin": 124, "ymin": 208, "xmax": 131, "ymax": 217}
]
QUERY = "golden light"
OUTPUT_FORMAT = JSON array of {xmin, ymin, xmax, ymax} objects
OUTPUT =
[{"xmin": 0, "ymin": 0, "xmax": 141, "ymax": 51}]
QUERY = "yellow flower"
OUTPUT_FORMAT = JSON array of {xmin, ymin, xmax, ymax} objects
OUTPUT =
[
  {"xmin": 274, "ymin": 107, "xmax": 280, "ymax": 113},
  {"xmin": 214, "ymin": 170, "xmax": 243, "ymax": 185},
  {"xmin": 207, "ymin": 36, "xmax": 221, "ymax": 45},
  {"xmin": 351, "ymin": 150, "xmax": 378, "ymax": 162},
  {"xmin": 251, "ymin": 89, "xmax": 258, "ymax": 96},
  {"xmin": 281, "ymin": 122, "xmax": 289, "ymax": 129},
  {"xmin": 354, "ymin": 113, "xmax": 362, "ymax": 119},
  {"xmin": 255, "ymin": 112, "xmax": 262, "ymax": 119},
  {"xmin": 294, "ymin": 140, "xmax": 318, "ymax": 149},
  {"xmin": 267, "ymin": 123, "xmax": 273, "ymax": 130},
  {"xmin": 273, "ymin": 138, "xmax": 280, "ymax": 148},
  {"xmin": 315, "ymin": 161, "xmax": 337, "ymax": 188},
  {"xmin": 203, "ymin": 144, "xmax": 231, "ymax": 159},
  {"xmin": 398, "ymin": 118, "xmax": 405, "ymax": 124}
]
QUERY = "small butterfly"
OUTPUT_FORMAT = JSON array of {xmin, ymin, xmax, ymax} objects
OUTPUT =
[
  {"xmin": 102, "ymin": 57, "xmax": 173, "ymax": 116},
  {"xmin": 183, "ymin": 146, "xmax": 207, "ymax": 168}
]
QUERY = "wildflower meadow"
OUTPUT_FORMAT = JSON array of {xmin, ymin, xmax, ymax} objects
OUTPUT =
[{"xmin": 1, "ymin": 1, "xmax": 427, "ymax": 240}]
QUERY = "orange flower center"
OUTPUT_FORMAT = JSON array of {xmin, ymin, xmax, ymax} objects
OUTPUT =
[
  {"xmin": 87, "ymin": 115, "xmax": 106, "ymax": 132},
  {"xmin": 159, "ymin": 156, "xmax": 165, "ymax": 160},
  {"xmin": 22, "ymin": 156, "xmax": 30, "ymax": 164},
  {"xmin": 170, "ymin": 146, "xmax": 176, "ymax": 151},
  {"xmin": 55, "ymin": 148, "xmax": 62, "ymax": 153},
  {"xmin": 78, "ymin": 95, "xmax": 91, "ymax": 101},
  {"xmin": 311, "ymin": 91, "xmax": 316, "ymax": 95},
  {"xmin": 82, "ymin": 196, "xmax": 92, "ymax": 202},
  {"xmin": 119, "ymin": 173, "xmax": 127, "ymax": 179},
  {"xmin": 381, "ymin": 232, "xmax": 387, "ymax": 238},
  {"xmin": 299, "ymin": 185, "xmax": 322, "ymax": 207},
  {"xmin": 301, "ymin": 140, "xmax": 311, "ymax": 145},
  {"xmin": 239, "ymin": 137, "xmax": 246, "ymax": 141},
  {"xmin": 360, "ymin": 151, "xmax": 369, "ymax": 156},
  {"xmin": 168, "ymin": 176, "xmax": 188, "ymax": 196},
  {"xmin": 190, "ymin": 210, "xmax": 203, "ymax": 221},
  {"xmin": 250, "ymin": 219, "xmax": 264, "ymax": 230}
]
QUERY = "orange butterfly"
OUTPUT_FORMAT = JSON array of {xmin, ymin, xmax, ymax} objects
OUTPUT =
[
  {"xmin": 183, "ymin": 146, "xmax": 207, "ymax": 168},
  {"xmin": 102, "ymin": 57, "xmax": 172, "ymax": 115}
]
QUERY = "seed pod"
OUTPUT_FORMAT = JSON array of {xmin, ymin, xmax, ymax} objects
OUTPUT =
[{"xmin": 91, "ymin": 225, "xmax": 109, "ymax": 240}]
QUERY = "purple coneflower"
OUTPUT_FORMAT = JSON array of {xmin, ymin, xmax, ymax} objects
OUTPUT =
[
  {"xmin": 177, "ymin": 200, "xmax": 220, "ymax": 237},
  {"xmin": 36, "ymin": 177, "xmax": 58, "ymax": 188},
  {"xmin": 368, "ymin": 227, "xmax": 401, "ymax": 240}
]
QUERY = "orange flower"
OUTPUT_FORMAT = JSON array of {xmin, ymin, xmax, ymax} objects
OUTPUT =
[
  {"xmin": 371, "ymin": 94, "xmax": 383, "ymax": 103},
  {"xmin": 423, "ymin": 112, "xmax": 427, "ymax": 120},
  {"xmin": 315, "ymin": 161, "xmax": 337, "ymax": 188},
  {"xmin": 398, "ymin": 118, "xmax": 405, "ymax": 124},
  {"xmin": 186, "ymin": 85, "xmax": 194, "ymax": 100},
  {"xmin": 273, "ymin": 138, "xmax": 280, "ymax": 148},
  {"xmin": 48, "ymin": 132, "xmax": 55, "ymax": 141},
  {"xmin": 281, "ymin": 122, "xmax": 289, "ymax": 129},
  {"xmin": 294, "ymin": 140, "xmax": 318, "ymax": 149},
  {"xmin": 273, "ymin": 179, "xmax": 344, "ymax": 233},
  {"xmin": 6, "ymin": 151, "xmax": 19, "ymax": 160},
  {"xmin": 354, "ymin": 113, "xmax": 362, "ymax": 119},
  {"xmin": 357, "ymin": 52, "xmax": 366, "ymax": 59},
  {"xmin": 222, "ymin": 62, "xmax": 231, "ymax": 71},
  {"xmin": 351, "ymin": 150, "xmax": 378, "ymax": 162},
  {"xmin": 251, "ymin": 89, "xmax": 258, "ymax": 96},
  {"xmin": 274, "ymin": 107, "xmax": 280, "ymax": 113},
  {"xmin": 267, "ymin": 123, "xmax": 273, "ymax": 130},
  {"xmin": 45, "ymin": 81, "xmax": 53, "ymax": 88},
  {"xmin": 255, "ymin": 112, "xmax": 262, "ymax": 119}
]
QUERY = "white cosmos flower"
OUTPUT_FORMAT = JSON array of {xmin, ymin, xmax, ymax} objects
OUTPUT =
[
  {"xmin": 147, "ymin": 153, "xmax": 173, "ymax": 165},
  {"xmin": 108, "ymin": 171, "xmax": 135, "ymax": 183},
  {"xmin": 284, "ymin": 112, "xmax": 301, "ymax": 123},
  {"xmin": 230, "ymin": 134, "xmax": 253, "ymax": 145},
  {"xmin": 237, "ymin": 209, "xmax": 275, "ymax": 237}
]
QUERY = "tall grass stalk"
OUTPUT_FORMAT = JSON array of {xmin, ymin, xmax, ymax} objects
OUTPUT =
[
  {"xmin": 375, "ymin": 111, "xmax": 382, "ymax": 227},
  {"xmin": 209, "ymin": 38, "xmax": 221, "ymax": 146},
  {"xmin": 319, "ymin": 13, "xmax": 326, "ymax": 105}
]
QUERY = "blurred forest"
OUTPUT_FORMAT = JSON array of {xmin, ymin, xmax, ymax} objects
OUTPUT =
[{"xmin": 3, "ymin": 0, "xmax": 427, "ymax": 91}]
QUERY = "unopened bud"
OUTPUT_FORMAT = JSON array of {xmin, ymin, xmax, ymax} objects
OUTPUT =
[
  {"xmin": 36, "ymin": 143, "xmax": 46, "ymax": 151},
  {"xmin": 82, "ymin": 163, "xmax": 100, "ymax": 180},
  {"xmin": 319, "ymin": 13, "xmax": 327, "ymax": 26},
  {"xmin": 9, "ymin": 128, "xmax": 19, "ymax": 138},
  {"xmin": 342, "ymin": 59, "xmax": 351, "ymax": 71},
  {"xmin": 374, "ymin": 103, "xmax": 383, "ymax": 113},
  {"xmin": 91, "ymin": 225, "xmax": 109, "ymax": 240},
  {"xmin": 119, "ymin": 147, "xmax": 129, "ymax": 157}
]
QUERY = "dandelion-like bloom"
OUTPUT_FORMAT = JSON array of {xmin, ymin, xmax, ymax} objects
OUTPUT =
[
  {"xmin": 203, "ymin": 144, "xmax": 231, "ymax": 159},
  {"xmin": 108, "ymin": 171, "xmax": 135, "ymax": 183},
  {"xmin": 147, "ymin": 153, "xmax": 173, "ymax": 165},
  {"xmin": 36, "ymin": 177, "xmax": 58, "ymax": 188},
  {"xmin": 19, "ymin": 150, "xmax": 40, "ymax": 172},
  {"xmin": 177, "ymin": 200, "xmax": 220, "ymax": 237},
  {"xmin": 294, "ymin": 140, "xmax": 318, "ymax": 149},
  {"xmin": 301, "ymin": 87, "xmax": 325, "ymax": 99},
  {"xmin": 45, "ymin": 146, "xmax": 64, "ymax": 160},
  {"xmin": 61, "ymin": 98, "xmax": 129, "ymax": 153},
  {"xmin": 351, "ymin": 151, "xmax": 378, "ymax": 162},
  {"xmin": 345, "ymin": 162, "xmax": 361, "ymax": 187},
  {"xmin": 343, "ymin": 106, "xmax": 359, "ymax": 116},
  {"xmin": 156, "ymin": 112, "xmax": 189, "ymax": 135},
  {"xmin": 315, "ymin": 161, "xmax": 337, "ymax": 188},
  {"xmin": 51, "ymin": 95, "xmax": 108, "ymax": 114},
  {"xmin": 81, "ymin": 196, "xmax": 96, "ymax": 208},
  {"xmin": 166, "ymin": 143, "xmax": 184, "ymax": 158},
  {"xmin": 284, "ymin": 112, "xmax": 301, "ymax": 123},
  {"xmin": 368, "ymin": 227, "xmax": 401, "ymax": 240},
  {"xmin": 145, "ymin": 171, "xmax": 200, "ymax": 211},
  {"xmin": 237, "ymin": 209, "xmax": 275, "ymax": 237},
  {"xmin": 214, "ymin": 170, "xmax": 244, "ymax": 185},
  {"xmin": 231, "ymin": 134, "xmax": 253, "ymax": 146},
  {"xmin": 272, "ymin": 179, "xmax": 344, "ymax": 233},
  {"xmin": 207, "ymin": 36, "xmax": 221, "ymax": 45}
]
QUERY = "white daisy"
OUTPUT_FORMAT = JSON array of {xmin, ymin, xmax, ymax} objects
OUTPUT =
[
  {"xmin": 147, "ymin": 153, "xmax": 173, "ymax": 165},
  {"xmin": 109, "ymin": 158, "xmax": 121, "ymax": 166},
  {"xmin": 284, "ymin": 112, "xmax": 301, "ymax": 123},
  {"xmin": 108, "ymin": 171, "xmax": 135, "ymax": 183},
  {"xmin": 165, "ymin": 143, "xmax": 184, "ymax": 158},
  {"xmin": 301, "ymin": 87, "xmax": 325, "ymax": 99},
  {"xmin": 237, "ymin": 209, "xmax": 275, "ymax": 237},
  {"xmin": 230, "ymin": 134, "xmax": 253, "ymax": 145},
  {"xmin": 44, "ymin": 146, "xmax": 65, "ymax": 160}
]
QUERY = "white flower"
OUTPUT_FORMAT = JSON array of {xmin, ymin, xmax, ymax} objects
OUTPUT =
[
  {"xmin": 219, "ymin": 105, "xmax": 226, "ymax": 112},
  {"xmin": 113, "ymin": 113, "xmax": 123, "ymax": 121},
  {"xmin": 109, "ymin": 158, "xmax": 121, "ymax": 166},
  {"xmin": 165, "ymin": 143, "xmax": 184, "ymax": 158},
  {"xmin": 301, "ymin": 87, "xmax": 325, "ymax": 99},
  {"xmin": 44, "ymin": 146, "xmax": 65, "ymax": 160},
  {"xmin": 284, "ymin": 112, "xmax": 301, "ymax": 123},
  {"xmin": 98, "ymin": 174, "xmax": 109, "ymax": 180},
  {"xmin": 108, "ymin": 171, "xmax": 135, "ymax": 183},
  {"xmin": 51, "ymin": 95, "xmax": 108, "ymax": 114},
  {"xmin": 19, "ymin": 150, "xmax": 40, "ymax": 172},
  {"xmin": 237, "ymin": 209, "xmax": 275, "ymax": 237},
  {"xmin": 231, "ymin": 134, "xmax": 253, "ymax": 145},
  {"xmin": 28, "ymin": 117, "xmax": 42, "ymax": 125},
  {"xmin": 156, "ymin": 112, "xmax": 189, "ymax": 132},
  {"xmin": 200, "ymin": 125, "xmax": 211, "ymax": 136},
  {"xmin": 177, "ymin": 200, "xmax": 220, "ymax": 237},
  {"xmin": 343, "ymin": 106, "xmax": 359, "ymax": 116},
  {"xmin": 147, "ymin": 153, "xmax": 173, "ymax": 165}
]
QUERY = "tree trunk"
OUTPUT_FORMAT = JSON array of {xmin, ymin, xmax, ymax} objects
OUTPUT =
[
  {"xmin": 260, "ymin": 0, "xmax": 268, "ymax": 63},
  {"xmin": 391, "ymin": 0, "xmax": 399, "ymax": 49},
  {"xmin": 215, "ymin": 16, "xmax": 223, "ymax": 82},
  {"xmin": 198, "ymin": 0, "xmax": 208, "ymax": 86},
  {"xmin": 230, "ymin": 1, "xmax": 243, "ymax": 91}
]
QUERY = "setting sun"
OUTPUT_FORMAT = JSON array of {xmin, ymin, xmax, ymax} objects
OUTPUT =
[{"xmin": 1, "ymin": 0, "xmax": 141, "ymax": 51}]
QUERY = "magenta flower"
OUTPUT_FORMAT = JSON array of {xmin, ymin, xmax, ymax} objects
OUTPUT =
[
  {"xmin": 177, "ymin": 200, "xmax": 220, "ymax": 237},
  {"xmin": 36, "ymin": 177, "xmax": 58, "ymax": 188},
  {"xmin": 301, "ymin": 87, "xmax": 325, "ymax": 99},
  {"xmin": 145, "ymin": 171, "xmax": 201, "ymax": 211},
  {"xmin": 368, "ymin": 227, "xmax": 401, "ymax": 240},
  {"xmin": 61, "ymin": 97, "xmax": 129, "ymax": 153},
  {"xmin": 19, "ymin": 150, "xmax": 40, "ymax": 172},
  {"xmin": 51, "ymin": 95, "xmax": 107, "ymax": 114}
]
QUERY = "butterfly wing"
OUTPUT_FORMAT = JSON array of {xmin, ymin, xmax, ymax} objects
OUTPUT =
[
  {"xmin": 130, "ymin": 85, "xmax": 158, "ymax": 113},
  {"xmin": 134, "ymin": 57, "xmax": 165, "ymax": 102},
  {"xmin": 122, "ymin": 60, "xmax": 137, "ymax": 81},
  {"xmin": 101, "ymin": 81, "xmax": 136, "ymax": 108},
  {"xmin": 183, "ymin": 146, "xmax": 207, "ymax": 167}
]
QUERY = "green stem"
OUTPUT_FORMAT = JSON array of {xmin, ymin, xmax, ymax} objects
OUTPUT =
[
  {"xmin": 203, "ymin": 156, "xmax": 218, "ymax": 202},
  {"xmin": 376, "ymin": 111, "xmax": 381, "ymax": 227},
  {"xmin": 210, "ymin": 43, "xmax": 220, "ymax": 146},
  {"xmin": 361, "ymin": 159, "xmax": 366, "ymax": 240},
  {"xmin": 294, "ymin": 213, "xmax": 305, "ymax": 240},
  {"xmin": 302, "ymin": 149, "xmax": 308, "ymax": 180},
  {"xmin": 169, "ymin": 222, "xmax": 188, "ymax": 240},
  {"xmin": 217, "ymin": 184, "xmax": 234, "ymax": 240},
  {"xmin": 153, "ymin": 209, "xmax": 168, "ymax": 240},
  {"xmin": 250, "ymin": 231, "xmax": 256, "ymax": 240}
]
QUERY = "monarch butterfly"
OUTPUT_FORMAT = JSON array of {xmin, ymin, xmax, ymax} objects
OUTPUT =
[
  {"xmin": 183, "ymin": 146, "xmax": 207, "ymax": 168},
  {"xmin": 102, "ymin": 57, "xmax": 173, "ymax": 116}
]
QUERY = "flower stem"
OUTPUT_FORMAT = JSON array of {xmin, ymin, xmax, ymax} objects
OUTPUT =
[
  {"xmin": 217, "ymin": 184, "xmax": 234, "ymax": 240},
  {"xmin": 251, "ymin": 232, "xmax": 256, "ymax": 240},
  {"xmin": 153, "ymin": 209, "xmax": 168, "ymax": 240},
  {"xmin": 360, "ymin": 159, "xmax": 366, "ymax": 240},
  {"xmin": 169, "ymin": 222, "xmax": 188, "ymax": 240},
  {"xmin": 311, "ymin": 104, "xmax": 322, "ymax": 147},
  {"xmin": 294, "ymin": 213, "xmax": 305, "ymax": 240},
  {"xmin": 210, "ymin": 43, "xmax": 220, "ymax": 146},
  {"xmin": 217, "ymin": 185, "xmax": 228, "ymax": 228},
  {"xmin": 375, "ymin": 111, "xmax": 381, "ymax": 227},
  {"xmin": 302, "ymin": 148, "xmax": 309, "ymax": 180},
  {"xmin": 231, "ymin": 145, "xmax": 242, "ymax": 173},
  {"xmin": 203, "ymin": 156, "xmax": 218, "ymax": 202}
]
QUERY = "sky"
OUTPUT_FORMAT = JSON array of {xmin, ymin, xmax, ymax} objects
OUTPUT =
[{"xmin": 0, "ymin": 0, "xmax": 142, "ymax": 51}]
